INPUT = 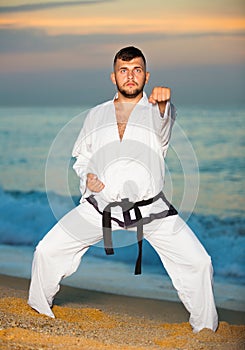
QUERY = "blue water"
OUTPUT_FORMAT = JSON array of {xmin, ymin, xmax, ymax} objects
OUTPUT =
[{"xmin": 0, "ymin": 106, "xmax": 244, "ymax": 308}]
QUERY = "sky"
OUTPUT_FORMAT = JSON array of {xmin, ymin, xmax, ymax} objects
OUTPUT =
[{"xmin": 0, "ymin": 0, "xmax": 244, "ymax": 107}]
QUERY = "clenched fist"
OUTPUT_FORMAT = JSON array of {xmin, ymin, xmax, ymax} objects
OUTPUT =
[
  {"xmin": 86, "ymin": 173, "xmax": 105, "ymax": 192},
  {"xmin": 148, "ymin": 86, "xmax": 171, "ymax": 115}
]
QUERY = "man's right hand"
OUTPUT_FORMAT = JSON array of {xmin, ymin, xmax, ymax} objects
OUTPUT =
[{"xmin": 86, "ymin": 173, "xmax": 105, "ymax": 192}]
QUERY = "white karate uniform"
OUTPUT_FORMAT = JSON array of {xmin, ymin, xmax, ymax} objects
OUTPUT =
[{"xmin": 28, "ymin": 93, "xmax": 218, "ymax": 332}]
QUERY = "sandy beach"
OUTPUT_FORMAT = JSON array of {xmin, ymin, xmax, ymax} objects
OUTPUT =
[{"xmin": 0, "ymin": 274, "xmax": 244, "ymax": 349}]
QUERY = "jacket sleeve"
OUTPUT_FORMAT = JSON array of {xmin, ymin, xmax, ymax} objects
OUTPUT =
[
  {"xmin": 159, "ymin": 101, "xmax": 176, "ymax": 157},
  {"xmin": 72, "ymin": 114, "xmax": 93, "ymax": 197}
]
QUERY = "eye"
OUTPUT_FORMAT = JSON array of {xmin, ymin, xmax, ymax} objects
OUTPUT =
[
  {"xmin": 120, "ymin": 69, "xmax": 127, "ymax": 74},
  {"xmin": 134, "ymin": 68, "xmax": 142, "ymax": 74}
]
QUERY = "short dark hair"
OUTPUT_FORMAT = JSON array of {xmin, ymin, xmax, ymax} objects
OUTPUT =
[{"xmin": 113, "ymin": 46, "xmax": 146, "ymax": 67}]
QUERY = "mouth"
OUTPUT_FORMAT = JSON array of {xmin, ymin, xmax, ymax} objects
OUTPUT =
[{"xmin": 125, "ymin": 82, "xmax": 137, "ymax": 87}]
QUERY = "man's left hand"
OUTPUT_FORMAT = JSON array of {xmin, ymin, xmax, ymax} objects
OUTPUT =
[{"xmin": 148, "ymin": 86, "xmax": 171, "ymax": 115}]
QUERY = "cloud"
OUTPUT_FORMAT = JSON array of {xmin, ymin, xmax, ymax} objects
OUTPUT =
[
  {"xmin": 0, "ymin": 0, "xmax": 113, "ymax": 13},
  {"xmin": 0, "ymin": 27, "xmax": 244, "ymax": 54}
]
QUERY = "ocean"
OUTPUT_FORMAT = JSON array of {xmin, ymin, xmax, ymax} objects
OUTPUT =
[{"xmin": 0, "ymin": 105, "xmax": 244, "ymax": 311}]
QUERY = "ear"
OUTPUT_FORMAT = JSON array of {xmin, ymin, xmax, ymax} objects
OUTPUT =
[
  {"xmin": 110, "ymin": 72, "xmax": 116, "ymax": 85},
  {"xmin": 145, "ymin": 72, "xmax": 150, "ymax": 84}
]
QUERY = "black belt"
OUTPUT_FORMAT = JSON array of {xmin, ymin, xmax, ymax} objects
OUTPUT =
[{"xmin": 86, "ymin": 192, "xmax": 178, "ymax": 275}]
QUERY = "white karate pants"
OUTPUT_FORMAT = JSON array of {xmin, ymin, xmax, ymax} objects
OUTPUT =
[{"xmin": 28, "ymin": 200, "xmax": 218, "ymax": 332}]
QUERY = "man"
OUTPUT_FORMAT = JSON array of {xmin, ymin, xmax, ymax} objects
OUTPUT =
[{"xmin": 28, "ymin": 46, "xmax": 218, "ymax": 333}]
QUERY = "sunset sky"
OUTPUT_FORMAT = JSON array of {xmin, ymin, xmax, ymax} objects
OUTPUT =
[{"xmin": 0, "ymin": 0, "xmax": 244, "ymax": 106}]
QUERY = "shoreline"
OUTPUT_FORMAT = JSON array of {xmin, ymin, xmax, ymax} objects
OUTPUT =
[
  {"xmin": 0, "ymin": 244, "xmax": 244, "ymax": 313},
  {"xmin": 0, "ymin": 274, "xmax": 244, "ymax": 349},
  {"xmin": 0, "ymin": 274, "xmax": 244, "ymax": 325}
]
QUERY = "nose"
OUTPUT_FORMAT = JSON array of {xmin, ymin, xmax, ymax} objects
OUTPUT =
[{"xmin": 127, "ymin": 70, "xmax": 134, "ymax": 79}]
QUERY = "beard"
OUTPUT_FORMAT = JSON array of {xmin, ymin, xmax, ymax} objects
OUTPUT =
[
  {"xmin": 117, "ymin": 86, "xmax": 142, "ymax": 99},
  {"xmin": 116, "ymin": 80, "xmax": 146, "ymax": 99}
]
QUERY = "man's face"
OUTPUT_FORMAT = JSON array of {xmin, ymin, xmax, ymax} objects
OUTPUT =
[{"xmin": 111, "ymin": 57, "xmax": 150, "ymax": 99}]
